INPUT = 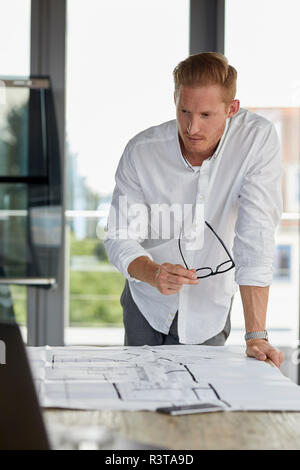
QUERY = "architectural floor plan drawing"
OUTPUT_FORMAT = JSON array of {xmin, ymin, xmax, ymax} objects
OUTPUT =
[{"xmin": 27, "ymin": 345, "xmax": 300, "ymax": 413}]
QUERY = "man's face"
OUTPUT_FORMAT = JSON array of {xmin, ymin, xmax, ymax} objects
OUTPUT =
[{"xmin": 175, "ymin": 84, "xmax": 239, "ymax": 161}]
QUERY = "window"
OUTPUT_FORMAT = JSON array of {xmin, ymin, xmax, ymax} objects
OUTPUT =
[
  {"xmin": 65, "ymin": 0, "xmax": 190, "ymax": 344},
  {"xmin": 0, "ymin": 0, "xmax": 31, "ymax": 335},
  {"xmin": 225, "ymin": 0, "xmax": 300, "ymax": 347},
  {"xmin": 0, "ymin": 80, "xmax": 62, "ymax": 282}
]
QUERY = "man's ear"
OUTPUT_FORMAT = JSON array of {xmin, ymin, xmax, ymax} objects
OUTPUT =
[
  {"xmin": 227, "ymin": 99, "xmax": 240, "ymax": 118},
  {"xmin": 174, "ymin": 91, "xmax": 178, "ymax": 106}
]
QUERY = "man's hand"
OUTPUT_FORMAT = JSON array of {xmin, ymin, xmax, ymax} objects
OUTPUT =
[
  {"xmin": 153, "ymin": 262, "xmax": 199, "ymax": 295},
  {"xmin": 127, "ymin": 257, "xmax": 199, "ymax": 294},
  {"xmin": 246, "ymin": 339, "xmax": 284, "ymax": 368}
]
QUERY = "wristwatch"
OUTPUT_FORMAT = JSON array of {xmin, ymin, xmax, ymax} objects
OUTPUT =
[{"xmin": 244, "ymin": 330, "xmax": 268, "ymax": 341}]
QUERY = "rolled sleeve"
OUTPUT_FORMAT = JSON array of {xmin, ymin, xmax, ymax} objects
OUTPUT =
[
  {"xmin": 104, "ymin": 143, "xmax": 153, "ymax": 282},
  {"xmin": 235, "ymin": 266, "xmax": 274, "ymax": 287},
  {"xmin": 104, "ymin": 237, "xmax": 153, "ymax": 282},
  {"xmin": 233, "ymin": 122, "xmax": 283, "ymax": 286}
]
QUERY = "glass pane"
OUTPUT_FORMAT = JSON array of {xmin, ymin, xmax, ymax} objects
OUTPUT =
[
  {"xmin": 0, "ymin": 185, "xmax": 27, "ymax": 277},
  {"xmin": 0, "ymin": 86, "xmax": 48, "ymax": 177},
  {"xmin": 11, "ymin": 285, "xmax": 27, "ymax": 327},
  {"xmin": 0, "ymin": 184, "xmax": 62, "ymax": 279},
  {"xmin": 68, "ymin": 227, "xmax": 124, "ymax": 326},
  {"xmin": 66, "ymin": 0, "xmax": 190, "ymax": 343},
  {"xmin": 0, "ymin": 81, "xmax": 62, "ymax": 287},
  {"xmin": 225, "ymin": 0, "xmax": 300, "ymax": 348},
  {"xmin": 0, "ymin": 284, "xmax": 27, "ymax": 342},
  {"xmin": 0, "ymin": 88, "xmax": 29, "ymax": 176},
  {"xmin": 0, "ymin": 0, "xmax": 31, "ymax": 338}
]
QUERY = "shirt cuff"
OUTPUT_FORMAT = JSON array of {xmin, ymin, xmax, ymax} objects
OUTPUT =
[
  {"xmin": 235, "ymin": 266, "xmax": 273, "ymax": 287},
  {"xmin": 123, "ymin": 253, "xmax": 154, "ymax": 283}
]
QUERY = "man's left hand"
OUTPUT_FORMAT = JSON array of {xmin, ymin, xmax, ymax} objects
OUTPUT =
[{"xmin": 246, "ymin": 339, "xmax": 284, "ymax": 368}]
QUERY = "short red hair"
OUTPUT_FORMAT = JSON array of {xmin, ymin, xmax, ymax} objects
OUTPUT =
[{"xmin": 173, "ymin": 52, "xmax": 237, "ymax": 105}]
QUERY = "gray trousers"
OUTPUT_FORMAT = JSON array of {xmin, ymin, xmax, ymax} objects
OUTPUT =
[{"xmin": 121, "ymin": 280, "xmax": 233, "ymax": 346}]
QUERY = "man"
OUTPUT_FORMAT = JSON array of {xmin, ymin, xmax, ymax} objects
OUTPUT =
[{"xmin": 104, "ymin": 52, "xmax": 284, "ymax": 368}]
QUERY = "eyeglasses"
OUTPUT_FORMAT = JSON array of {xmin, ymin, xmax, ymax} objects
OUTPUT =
[{"xmin": 178, "ymin": 221, "xmax": 235, "ymax": 279}]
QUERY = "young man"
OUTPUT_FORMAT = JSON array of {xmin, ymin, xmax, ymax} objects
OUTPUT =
[{"xmin": 104, "ymin": 52, "xmax": 284, "ymax": 368}]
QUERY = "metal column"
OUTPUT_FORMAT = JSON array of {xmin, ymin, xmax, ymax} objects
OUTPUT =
[{"xmin": 27, "ymin": 0, "xmax": 67, "ymax": 345}]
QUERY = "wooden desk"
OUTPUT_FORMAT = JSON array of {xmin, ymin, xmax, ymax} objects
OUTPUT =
[{"xmin": 44, "ymin": 408, "xmax": 300, "ymax": 450}]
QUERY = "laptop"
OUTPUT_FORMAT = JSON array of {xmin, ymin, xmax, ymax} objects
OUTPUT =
[{"xmin": 0, "ymin": 320, "xmax": 50, "ymax": 450}]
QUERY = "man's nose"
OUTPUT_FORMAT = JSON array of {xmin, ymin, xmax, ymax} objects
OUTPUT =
[{"xmin": 187, "ymin": 117, "xmax": 201, "ymax": 135}]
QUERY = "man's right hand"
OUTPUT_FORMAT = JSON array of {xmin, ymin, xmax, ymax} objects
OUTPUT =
[
  {"xmin": 153, "ymin": 262, "xmax": 199, "ymax": 295},
  {"xmin": 127, "ymin": 256, "xmax": 199, "ymax": 295}
]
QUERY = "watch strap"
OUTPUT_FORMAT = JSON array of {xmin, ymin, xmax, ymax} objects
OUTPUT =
[{"xmin": 244, "ymin": 330, "xmax": 268, "ymax": 341}]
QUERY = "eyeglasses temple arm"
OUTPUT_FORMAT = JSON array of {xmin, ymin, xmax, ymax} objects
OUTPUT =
[
  {"xmin": 205, "ymin": 221, "xmax": 234, "ymax": 262},
  {"xmin": 178, "ymin": 237, "xmax": 189, "ymax": 270}
]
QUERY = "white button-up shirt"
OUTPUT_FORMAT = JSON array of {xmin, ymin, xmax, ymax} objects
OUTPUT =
[{"xmin": 104, "ymin": 108, "xmax": 282, "ymax": 344}]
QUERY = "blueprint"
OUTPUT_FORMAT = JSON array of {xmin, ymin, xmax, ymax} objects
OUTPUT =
[{"xmin": 27, "ymin": 345, "xmax": 300, "ymax": 413}]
